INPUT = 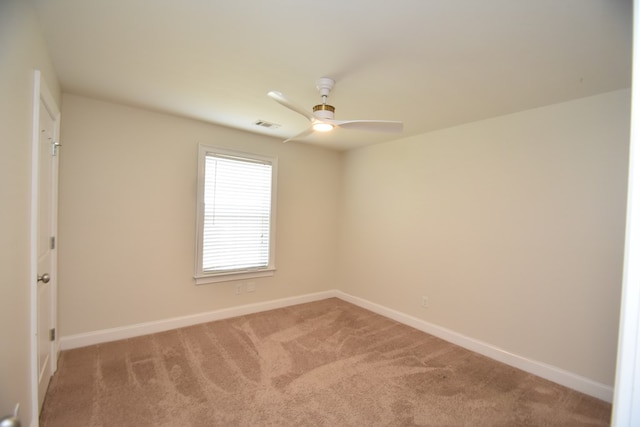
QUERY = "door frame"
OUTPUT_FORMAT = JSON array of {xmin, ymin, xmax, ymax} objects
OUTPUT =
[{"xmin": 30, "ymin": 70, "xmax": 60, "ymax": 421}]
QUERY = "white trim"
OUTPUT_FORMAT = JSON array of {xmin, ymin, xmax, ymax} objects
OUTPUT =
[
  {"xmin": 29, "ymin": 69, "xmax": 40, "ymax": 427},
  {"xmin": 611, "ymin": 0, "xmax": 640, "ymax": 423},
  {"xmin": 335, "ymin": 291, "xmax": 613, "ymax": 403},
  {"xmin": 194, "ymin": 268, "xmax": 275, "ymax": 285},
  {"xmin": 59, "ymin": 289, "xmax": 612, "ymax": 402},
  {"xmin": 60, "ymin": 290, "xmax": 337, "ymax": 350}
]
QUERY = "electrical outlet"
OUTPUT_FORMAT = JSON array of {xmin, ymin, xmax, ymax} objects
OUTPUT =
[
  {"xmin": 421, "ymin": 296, "xmax": 428, "ymax": 308},
  {"xmin": 246, "ymin": 282, "xmax": 256, "ymax": 292},
  {"xmin": 234, "ymin": 283, "xmax": 244, "ymax": 295}
]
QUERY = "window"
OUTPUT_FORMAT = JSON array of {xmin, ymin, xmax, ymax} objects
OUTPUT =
[{"xmin": 195, "ymin": 144, "xmax": 277, "ymax": 284}]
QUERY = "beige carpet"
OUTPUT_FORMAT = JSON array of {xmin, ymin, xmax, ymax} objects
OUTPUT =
[{"xmin": 40, "ymin": 298, "xmax": 611, "ymax": 426}]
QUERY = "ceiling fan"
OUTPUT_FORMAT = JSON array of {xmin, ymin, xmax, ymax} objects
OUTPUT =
[{"xmin": 267, "ymin": 77, "xmax": 403, "ymax": 143}]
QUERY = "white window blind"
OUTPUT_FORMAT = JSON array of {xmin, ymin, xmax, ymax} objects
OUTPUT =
[{"xmin": 195, "ymin": 145, "xmax": 277, "ymax": 284}]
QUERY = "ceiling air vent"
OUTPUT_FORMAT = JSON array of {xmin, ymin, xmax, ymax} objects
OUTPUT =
[{"xmin": 254, "ymin": 120, "xmax": 281, "ymax": 129}]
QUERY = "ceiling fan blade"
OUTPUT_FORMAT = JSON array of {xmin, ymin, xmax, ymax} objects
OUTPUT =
[
  {"xmin": 332, "ymin": 120, "xmax": 404, "ymax": 133},
  {"xmin": 283, "ymin": 126, "xmax": 314, "ymax": 143},
  {"xmin": 267, "ymin": 91, "xmax": 314, "ymax": 121}
]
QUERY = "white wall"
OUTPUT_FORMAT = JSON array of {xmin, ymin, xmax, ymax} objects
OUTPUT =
[
  {"xmin": 338, "ymin": 90, "xmax": 630, "ymax": 387},
  {"xmin": 58, "ymin": 94, "xmax": 342, "ymax": 335},
  {"xmin": 0, "ymin": 0, "xmax": 61, "ymax": 424}
]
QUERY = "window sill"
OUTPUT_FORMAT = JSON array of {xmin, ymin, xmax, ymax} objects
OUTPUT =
[{"xmin": 194, "ymin": 268, "xmax": 275, "ymax": 285}]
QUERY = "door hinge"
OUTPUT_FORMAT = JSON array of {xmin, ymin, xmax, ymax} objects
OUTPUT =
[
  {"xmin": 50, "ymin": 236, "xmax": 56, "ymax": 250},
  {"xmin": 49, "ymin": 328, "xmax": 56, "ymax": 341}
]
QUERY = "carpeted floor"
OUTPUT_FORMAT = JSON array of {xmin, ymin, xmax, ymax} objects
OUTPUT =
[{"xmin": 40, "ymin": 298, "xmax": 611, "ymax": 426}]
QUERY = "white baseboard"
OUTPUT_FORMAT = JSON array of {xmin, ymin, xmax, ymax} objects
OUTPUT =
[
  {"xmin": 59, "ymin": 289, "xmax": 612, "ymax": 403},
  {"xmin": 59, "ymin": 290, "xmax": 337, "ymax": 351},
  {"xmin": 334, "ymin": 290, "xmax": 613, "ymax": 403}
]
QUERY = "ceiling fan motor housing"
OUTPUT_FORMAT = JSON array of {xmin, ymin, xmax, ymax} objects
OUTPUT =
[{"xmin": 313, "ymin": 103, "xmax": 335, "ymax": 120}]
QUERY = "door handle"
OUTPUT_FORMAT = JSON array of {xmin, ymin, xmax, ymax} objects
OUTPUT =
[
  {"xmin": 37, "ymin": 273, "xmax": 50, "ymax": 284},
  {"xmin": 0, "ymin": 414, "xmax": 21, "ymax": 427}
]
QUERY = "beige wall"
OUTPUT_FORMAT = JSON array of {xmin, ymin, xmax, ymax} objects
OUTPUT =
[
  {"xmin": 0, "ymin": 0, "xmax": 61, "ymax": 424},
  {"xmin": 338, "ymin": 89, "xmax": 630, "ymax": 386},
  {"xmin": 58, "ymin": 94, "xmax": 342, "ymax": 335},
  {"xmin": 59, "ymin": 90, "xmax": 629, "ymax": 390},
  {"xmin": 0, "ymin": 1, "xmax": 630, "ymax": 417}
]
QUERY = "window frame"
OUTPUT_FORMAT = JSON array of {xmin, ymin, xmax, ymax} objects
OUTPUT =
[{"xmin": 194, "ymin": 144, "xmax": 277, "ymax": 285}]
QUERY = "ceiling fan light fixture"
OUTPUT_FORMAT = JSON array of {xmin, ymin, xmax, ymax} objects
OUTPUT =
[
  {"xmin": 312, "ymin": 122, "xmax": 334, "ymax": 132},
  {"xmin": 267, "ymin": 77, "xmax": 403, "ymax": 143}
]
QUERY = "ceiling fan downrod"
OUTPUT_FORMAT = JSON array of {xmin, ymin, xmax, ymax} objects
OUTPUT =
[{"xmin": 313, "ymin": 77, "xmax": 336, "ymax": 121}]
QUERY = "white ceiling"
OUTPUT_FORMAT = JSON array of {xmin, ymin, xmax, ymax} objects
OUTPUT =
[{"xmin": 32, "ymin": 0, "xmax": 632, "ymax": 151}]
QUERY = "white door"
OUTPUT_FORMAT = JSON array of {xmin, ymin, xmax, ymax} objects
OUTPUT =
[{"xmin": 31, "ymin": 71, "xmax": 60, "ymax": 414}]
